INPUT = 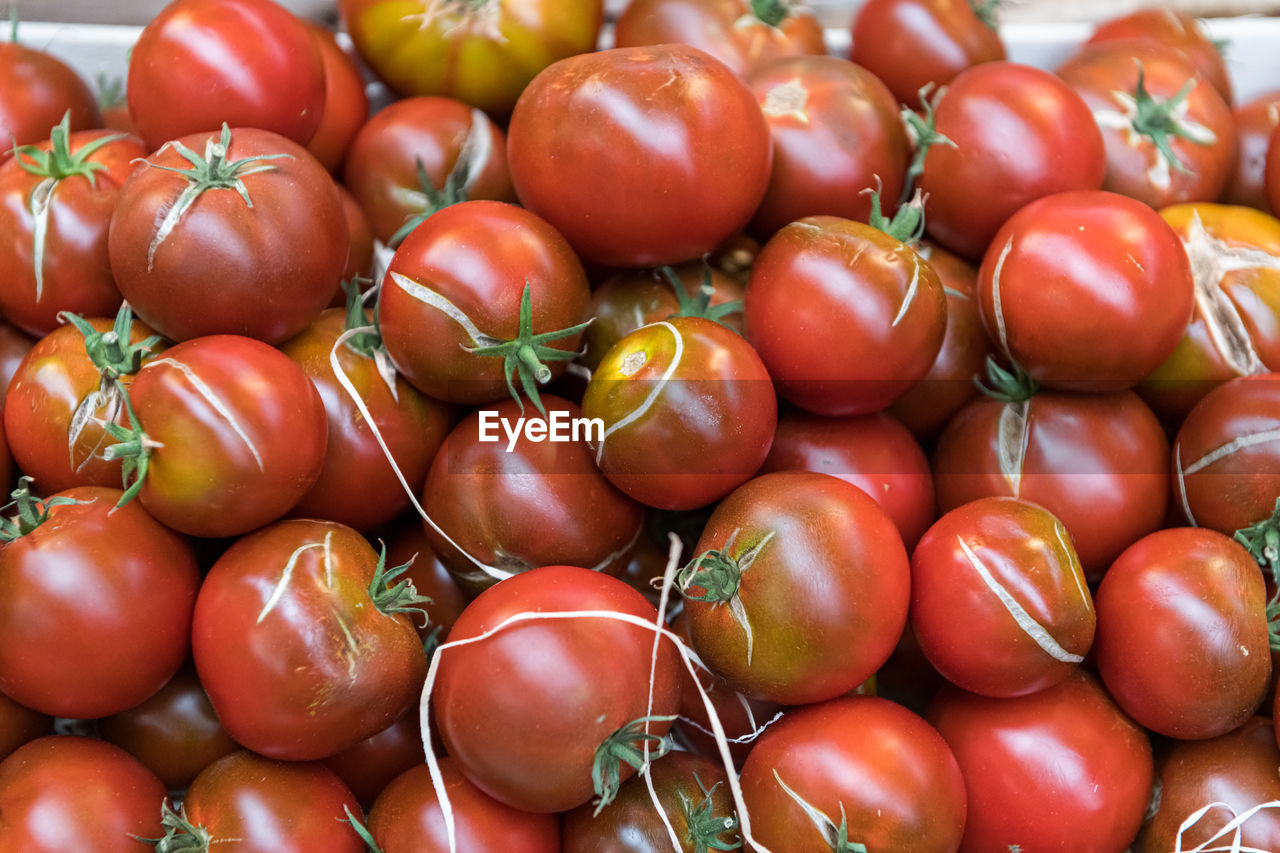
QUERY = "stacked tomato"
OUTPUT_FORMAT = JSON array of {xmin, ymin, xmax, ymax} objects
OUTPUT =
[{"xmin": 1, "ymin": 0, "xmax": 1280, "ymax": 850}]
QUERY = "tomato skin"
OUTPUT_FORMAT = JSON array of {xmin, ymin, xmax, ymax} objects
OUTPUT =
[
  {"xmin": 507, "ymin": 45, "xmax": 773, "ymax": 268},
  {"xmin": 0, "ymin": 44, "xmax": 99, "ymax": 164},
  {"xmin": 747, "ymin": 55, "xmax": 910, "ymax": 238},
  {"xmin": 0, "ymin": 691, "xmax": 51, "ymax": 763},
  {"xmin": 0, "ymin": 487, "xmax": 199, "ymax": 719},
  {"xmin": 1268, "ymin": 123, "xmax": 1280, "ymax": 214},
  {"xmin": 921, "ymin": 62, "xmax": 1106, "ymax": 259},
  {"xmin": 741, "ymin": 697, "xmax": 966, "ymax": 853},
  {"xmin": 583, "ymin": 316, "xmax": 777, "ymax": 511},
  {"xmin": 323, "ymin": 709, "xmax": 427, "ymax": 809},
  {"xmin": 1087, "ymin": 7, "xmax": 1233, "ymax": 106},
  {"xmin": 337, "ymin": 185, "xmax": 375, "ymax": 289},
  {"xmin": 193, "ymin": 520, "xmax": 428, "ymax": 761},
  {"xmin": 851, "ymin": 0, "xmax": 1005, "ymax": 110},
  {"xmin": 127, "ymin": 0, "xmax": 326, "ymax": 150},
  {"xmin": 304, "ymin": 23, "xmax": 370, "ymax": 173},
  {"xmin": 0, "ymin": 736, "xmax": 165, "ymax": 853},
  {"xmin": 1224, "ymin": 91, "xmax": 1280, "ymax": 211},
  {"xmin": 0, "ymin": 322, "xmax": 33, "ymax": 399},
  {"xmin": 384, "ymin": 521, "xmax": 469, "ymax": 641},
  {"xmin": 978, "ymin": 190, "xmax": 1194, "ymax": 391},
  {"xmin": 929, "ymin": 672, "xmax": 1154, "ymax": 853},
  {"xmin": 434, "ymin": 566, "xmax": 681, "ymax": 813},
  {"xmin": 746, "ymin": 215, "xmax": 946, "ymax": 416}
]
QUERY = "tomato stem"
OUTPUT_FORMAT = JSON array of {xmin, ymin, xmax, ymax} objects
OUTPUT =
[
  {"xmin": 591, "ymin": 715, "xmax": 676, "ymax": 816},
  {"xmin": 100, "ymin": 387, "xmax": 160, "ymax": 508},
  {"xmin": 679, "ymin": 774, "xmax": 742, "ymax": 853},
  {"xmin": 11, "ymin": 111, "xmax": 123, "ymax": 186},
  {"xmin": 368, "ymin": 544, "xmax": 432, "ymax": 627},
  {"xmin": 660, "ymin": 262, "xmax": 743, "ymax": 329},
  {"xmin": 751, "ymin": 0, "xmax": 791, "ymax": 28},
  {"xmin": 967, "ymin": 0, "xmax": 1002, "ymax": 30},
  {"xmin": 1128, "ymin": 63, "xmax": 1217, "ymax": 176},
  {"xmin": 866, "ymin": 184, "xmax": 926, "ymax": 245},
  {"xmin": 142, "ymin": 799, "xmax": 212, "ymax": 853},
  {"xmin": 61, "ymin": 303, "xmax": 163, "ymax": 382},
  {"xmin": 898, "ymin": 84, "xmax": 955, "ymax": 209},
  {"xmin": 0, "ymin": 477, "xmax": 85, "ymax": 541},
  {"xmin": 343, "ymin": 805, "xmax": 384, "ymax": 853},
  {"xmin": 678, "ymin": 529, "xmax": 773, "ymax": 605},
  {"xmin": 1233, "ymin": 498, "xmax": 1280, "ymax": 651},
  {"xmin": 974, "ymin": 355, "xmax": 1038, "ymax": 403}
]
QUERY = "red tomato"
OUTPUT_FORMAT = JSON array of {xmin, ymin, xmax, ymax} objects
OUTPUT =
[
  {"xmin": 929, "ymin": 672, "xmax": 1154, "ymax": 853},
  {"xmin": 433, "ymin": 566, "xmax": 681, "ymax": 813},
  {"xmin": 978, "ymin": 190, "xmax": 1194, "ymax": 391},
  {"xmin": 911, "ymin": 497, "xmax": 1094, "ymax": 698},
  {"xmin": 0, "ymin": 321, "xmax": 33, "ymax": 398},
  {"xmin": 507, "ymin": 44, "xmax": 773, "ymax": 267},
  {"xmin": 193, "ymin": 520, "xmax": 428, "ymax": 760},
  {"xmin": 0, "ymin": 690, "xmax": 50, "ymax": 763},
  {"xmin": 384, "ymin": 521, "xmax": 470, "ymax": 642},
  {"xmin": 1228, "ymin": 91, "xmax": 1280, "ymax": 211},
  {"xmin": 0, "ymin": 736, "xmax": 165, "ymax": 853},
  {"xmin": 127, "ymin": 0, "xmax": 326, "ymax": 150},
  {"xmin": 920, "ymin": 62, "xmax": 1106, "ymax": 259},
  {"xmin": 0, "ymin": 484, "xmax": 199, "ymax": 719},
  {"xmin": 323, "ymin": 709, "xmax": 427, "ymax": 809},
  {"xmin": 1268, "ymin": 123, "xmax": 1280, "ymax": 213},
  {"xmin": 108, "ymin": 126, "xmax": 346, "ymax": 344},
  {"xmin": 741, "ymin": 697, "xmax": 966, "ymax": 852},
  {"xmin": 305, "ymin": 23, "xmax": 370, "ymax": 173},
  {"xmin": 1087, "ymin": 7, "xmax": 1233, "ymax": 106},
  {"xmin": 851, "ymin": 0, "xmax": 1005, "ymax": 110},
  {"xmin": 337, "ymin": 185, "xmax": 375, "ymax": 288},
  {"xmin": 0, "ymin": 41, "xmax": 99, "ymax": 163},
  {"xmin": 746, "ymin": 55, "xmax": 910, "ymax": 237},
  {"xmin": 583, "ymin": 316, "xmax": 777, "ymax": 511}
]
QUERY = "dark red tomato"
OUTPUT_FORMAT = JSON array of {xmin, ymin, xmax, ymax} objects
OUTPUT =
[
  {"xmin": 109, "ymin": 126, "xmax": 346, "ymax": 344},
  {"xmin": 615, "ymin": 0, "xmax": 824, "ymax": 78},
  {"xmin": 282, "ymin": 302, "xmax": 451, "ymax": 532},
  {"xmin": 1173, "ymin": 373, "xmax": 1280, "ymax": 534},
  {"xmin": 920, "ymin": 62, "xmax": 1106, "ymax": 259},
  {"xmin": 365, "ymin": 759, "xmax": 560, "ymax": 853},
  {"xmin": 887, "ymin": 242, "xmax": 992, "ymax": 439},
  {"xmin": 1226, "ymin": 91, "xmax": 1280, "ymax": 211},
  {"xmin": 746, "ymin": 215, "xmax": 946, "ymax": 415},
  {"xmin": 1268, "ymin": 123, "xmax": 1280, "ymax": 216},
  {"xmin": 342, "ymin": 96, "xmax": 515, "ymax": 245},
  {"xmin": 421, "ymin": 396, "xmax": 643, "ymax": 596},
  {"xmin": 0, "ymin": 125, "xmax": 144, "ymax": 335},
  {"xmin": 97, "ymin": 664, "xmax": 239, "ymax": 790},
  {"xmin": 929, "ymin": 671, "xmax": 1153, "ymax": 853},
  {"xmin": 978, "ymin": 190, "xmax": 1194, "ymax": 391},
  {"xmin": 1088, "ymin": 7, "xmax": 1233, "ymax": 106},
  {"xmin": 1058, "ymin": 42, "xmax": 1236, "ymax": 209},
  {"xmin": 851, "ymin": 0, "xmax": 1005, "ymax": 110},
  {"xmin": 583, "ymin": 316, "xmax": 777, "ymax": 511},
  {"xmin": 305, "ymin": 23, "xmax": 369, "ymax": 173},
  {"xmin": 1139, "ymin": 203, "xmax": 1280, "ymax": 422},
  {"xmin": 337, "ymin": 185, "xmax": 375, "ymax": 288},
  {"xmin": 193, "ymin": 519, "xmax": 428, "ymax": 761},
  {"xmin": 1136, "ymin": 717, "xmax": 1280, "ymax": 852},
  {"xmin": 159, "ymin": 751, "xmax": 363, "ymax": 853},
  {"xmin": 746, "ymin": 55, "xmax": 909, "ymax": 237},
  {"xmin": 384, "ymin": 520, "xmax": 469, "ymax": 641},
  {"xmin": 1097, "ymin": 528, "xmax": 1270, "ymax": 739},
  {"xmin": 934, "ymin": 387, "xmax": 1169, "ymax": 578},
  {"xmin": 911, "ymin": 497, "xmax": 1094, "ymax": 698},
  {"xmin": 563, "ymin": 750, "xmax": 738, "ymax": 853},
  {"xmin": 874, "ymin": 622, "xmax": 950, "ymax": 715},
  {"xmin": 5, "ymin": 314, "xmax": 162, "ymax": 494},
  {"xmin": 323, "ymin": 709, "xmax": 427, "ymax": 809},
  {"xmin": 433, "ymin": 566, "xmax": 681, "ymax": 813},
  {"xmin": 127, "ymin": 0, "xmax": 326, "ymax": 150},
  {"xmin": 507, "ymin": 44, "xmax": 773, "ymax": 268},
  {"xmin": 0, "ymin": 322, "xmax": 34, "ymax": 398},
  {"xmin": 681, "ymin": 471, "xmax": 910, "ymax": 705},
  {"xmin": 741, "ymin": 697, "xmax": 965, "ymax": 853},
  {"xmin": 0, "ymin": 485, "xmax": 198, "ymax": 719},
  {"xmin": 0, "ymin": 42, "xmax": 99, "ymax": 163},
  {"xmin": 0, "ymin": 736, "xmax": 165, "ymax": 853},
  {"xmin": 0, "ymin": 691, "xmax": 50, "ymax": 762},
  {"xmin": 380, "ymin": 200, "xmax": 590, "ymax": 407}
]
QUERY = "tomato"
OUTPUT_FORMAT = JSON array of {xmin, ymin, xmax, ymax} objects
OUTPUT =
[
  {"xmin": 929, "ymin": 671, "xmax": 1154, "ymax": 853},
  {"xmin": 337, "ymin": 185, "xmax": 375, "ymax": 288},
  {"xmin": 156, "ymin": 751, "xmax": 364, "ymax": 853},
  {"xmin": 323, "ymin": 709, "xmax": 427, "ymax": 809},
  {"xmin": 920, "ymin": 62, "xmax": 1106, "ymax": 259},
  {"xmin": 583, "ymin": 316, "xmax": 777, "ymax": 511},
  {"xmin": 127, "ymin": 0, "xmax": 326, "ymax": 150},
  {"xmin": 680, "ymin": 471, "xmax": 910, "ymax": 705},
  {"xmin": 193, "ymin": 519, "xmax": 428, "ymax": 761},
  {"xmin": 0, "ymin": 736, "xmax": 165, "ymax": 853},
  {"xmin": 978, "ymin": 190, "xmax": 1194, "ymax": 391},
  {"xmin": 1139, "ymin": 203, "xmax": 1280, "ymax": 421},
  {"xmin": 108, "ymin": 126, "xmax": 346, "ymax": 344},
  {"xmin": 0, "ymin": 41, "xmax": 99, "ymax": 163},
  {"xmin": 746, "ymin": 55, "xmax": 910, "ymax": 237},
  {"xmin": 342, "ymin": 96, "xmax": 515, "ymax": 246},
  {"xmin": 1136, "ymin": 717, "xmax": 1280, "ymax": 852},
  {"xmin": 1058, "ymin": 42, "xmax": 1236, "ymax": 209},
  {"xmin": 507, "ymin": 44, "xmax": 773, "ymax": 268},
  {"xmin": 746, "ymin": 212, "xmax": 946, "ymax": 416},
  {"xmin": 741, "ymin": 696, "xmax": 966, "ymax": 853},
  {"xmin": 1087, "ymin": 7, "xmax": 1233, "ymax": 106},
  {"xmin": 1224, "ymin": 90, "xmax": 1280, "ymax": 211},
  {"xmin": 0, "ymin": 484, "xmax": 198, "ymax": 719},
  {"xmin": 616, "ymin": 0, "xmax": 824, "ymax": 78},
  {"xmin": 384, "ymin": 520, "xmax": 470, "ymax": 642},
  {"xmin": 1268, "ymin": 123, "xmax": 1280, "ymax": 214},
  {"xmin": 97, "ymin": 664, "xmax": 240, "ymax": 790},
  {"xmin": 362, "ymin": 759, "xmax": 560, "ymax": 852},
  {"xmin": 433, "ymin": 565, "xmax": 681, "ymax": 813},
  {"xmin": 106, "ymin": 334, "xmax": 328, "ymax": 538},
  {"xmin": 563, "ymin": 750, "xmax": 738, "ymax": 853},
  {"xmin": 339, "ymin": 0, "xmax": 603, "ymax": 117},
  {"xmin": 0, "ymin": 322, "xmax": 33, "ymax": 398},
  {"xmin": 0, "ymin": 122, "xmax": 144, "ymax": 336},
  {"xmin": 911, "ymin": 497, "xmax": 1094, "ymax": 698},
  {"xmin": 850, "ymin": 0, "xmax": 1005, "ymax": 110},
  {"xmin": 380, "ymin": 200, "xmax": 590, "ymax": 408},
  {"xmin": 0, "ymin": 690, "xmax": 50, "ymax": 763},
  {"xmin": 305, "ymin": 23, "xmax": 370, "ymax": 173}
]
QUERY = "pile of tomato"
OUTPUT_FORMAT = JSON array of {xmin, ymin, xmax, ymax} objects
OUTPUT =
[{"xmin": 1, "ymin": 0, "xmax": 1280, "ymax": 850}]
